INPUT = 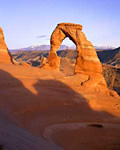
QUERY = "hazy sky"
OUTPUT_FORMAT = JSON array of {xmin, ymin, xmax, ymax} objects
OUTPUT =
[{"xmin": 0, "ymin": 0, "xmax": 120, "ymax": 49}]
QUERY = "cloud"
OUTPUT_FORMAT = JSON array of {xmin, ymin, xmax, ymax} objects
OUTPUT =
[{"xmin": 36, "ymin": 35, "xmax": 47, "ymax": 38}]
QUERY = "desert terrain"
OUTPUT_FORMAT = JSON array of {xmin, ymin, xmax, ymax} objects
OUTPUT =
[
  {"xmin": 12, "ymin": 47, "xmax": 120, "ymax": 95},
  {"xmin": 0, "ymin": 23, "xmax": 120, "ymax": 150},
  {"xmin": 0, "ymin": 63, "xmax": 120, "ymax": 150}
]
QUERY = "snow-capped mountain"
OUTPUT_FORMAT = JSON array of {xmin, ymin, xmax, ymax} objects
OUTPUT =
[
  {"xmin": 10, "ymin": 44, "xmax": 115, "ymax": 52},
  {"xmin": 22, "ymin": 44, "xmax": 50, "ymax": 51},
  {"xmin": 10, "ymin": 44, "xmax": 75, "ymax": 52},
  {"xmin": 94, "ymin": 46, "xmax": 115, "ymax": 50}
]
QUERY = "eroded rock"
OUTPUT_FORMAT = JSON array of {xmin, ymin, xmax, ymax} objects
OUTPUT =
[
  {"xmin": 0, "ymin": 27, "xmax": 13, "ymax": 63},
  {"xmin": 47, "ymin": 23, "xmax": 107, "ymax": 89}
]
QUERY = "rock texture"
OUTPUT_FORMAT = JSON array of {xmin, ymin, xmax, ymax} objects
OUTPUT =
[
  {"xmin": 0, "ymin": 121, "xmax": 61, "ymax": 150},
  {"xmin": 0, "ymin": 27, "xmax": 13, "ymax": 63},
  {"xmin": 47, "ymin": 23, "xmax": 106, "ymax": 88},
  {"xmin": 0, "ymin": 62, "xmax": 120, "ymax": 150}
]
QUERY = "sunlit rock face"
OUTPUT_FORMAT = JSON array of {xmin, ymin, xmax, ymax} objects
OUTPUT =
[
  {"xmin": 48, "ymin": 23, "xmax": 102, "ymax": 73},
  {"xmin": 0, "ymin": 27, "xmax": 13, "ymax": 63},
  {"xmin": 48, "ymin": 23, "xmax": 107, "ymax": 88}
]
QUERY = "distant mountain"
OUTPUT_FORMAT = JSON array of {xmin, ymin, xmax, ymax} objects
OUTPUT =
[
  {"xmin": 94, "ymin": 46, "xmax": 115, "ymax": 50},
  {"xmin": 9, "ymin": 44, "xmax": 115, "ymax": 52},
  {"xmin": 10, "ymin": 44, "xmax": 72, "ymax": 52},
  {"xmin": 97, "ymin": 47, "xmax": 120, "ymax": 66}
]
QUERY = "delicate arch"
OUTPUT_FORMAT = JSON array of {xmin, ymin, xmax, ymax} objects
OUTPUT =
[{"xmin": 48, "ymin": 23, "xmax": 102, "ymax": 74}]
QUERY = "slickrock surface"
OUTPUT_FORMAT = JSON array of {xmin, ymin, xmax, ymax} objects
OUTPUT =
[
  {"xmin": 0, "ymin": 27, "xmax": 13, "ymax": 63},
  {"xmin": 0, "ymin": 23, "xmax": 120, "ymax": 150},
  {"xmin": 0, "ymin": 63, "xmax": 120, "ymax": 150},
  {"xmin": 47, "ymin": 23, "xmax": 107, "ymax": 89},
  {"xmin": 0, "ymin": 121, "xmax": 61, "ymax": 150}
]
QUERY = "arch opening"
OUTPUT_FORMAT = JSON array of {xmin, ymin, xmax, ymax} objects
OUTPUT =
[{"xmin": 57, "ymin": 37, "xmax": 77, "ymax": 76}]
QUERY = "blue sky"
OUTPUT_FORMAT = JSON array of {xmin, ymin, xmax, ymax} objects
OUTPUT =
[{"xmin": 0, "ymin": 0, "xmax": 120, "ymax": 49}]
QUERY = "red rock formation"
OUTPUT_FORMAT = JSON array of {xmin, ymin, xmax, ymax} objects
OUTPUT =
[
  {"xmin": 0, "ymin": 27, "xmax": 13, "ymax": 63},
  {"xmin": 48, "ymin": 23, "xmax": 107, "ymax": 88}
]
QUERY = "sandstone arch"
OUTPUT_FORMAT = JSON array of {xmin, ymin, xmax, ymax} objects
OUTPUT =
[
  {"xmin": 48, "ymin": 23, "xmax": 107, "ymax": 88},
  {"xmin": 0, "ymin": 27, "xmax": 13, "ymax": 63},
  {"xmin": 48, "ymin": 23, "xmax": 102, "ymax": 73}
]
